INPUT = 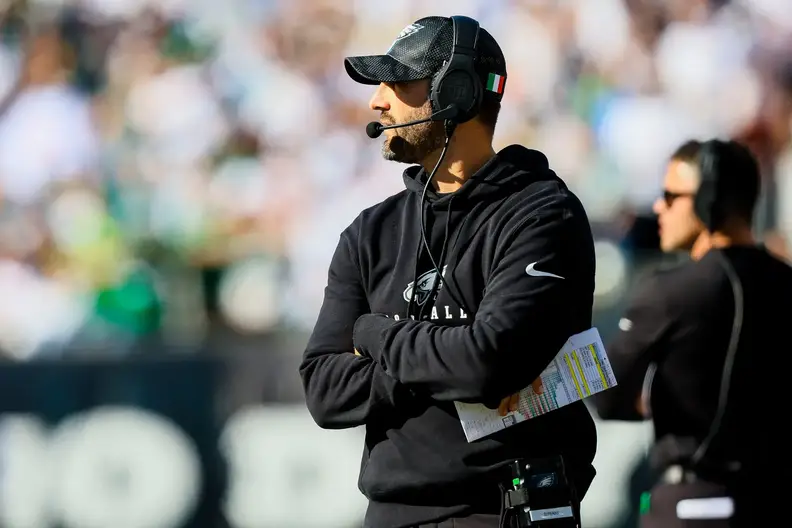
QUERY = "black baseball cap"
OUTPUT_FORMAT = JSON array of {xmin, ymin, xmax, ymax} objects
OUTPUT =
[{"xmin": 344, "ymin": 16, "xmax": 507, "ymax": 100}]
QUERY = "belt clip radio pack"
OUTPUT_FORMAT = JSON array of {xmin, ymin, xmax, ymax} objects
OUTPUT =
[{"xmin": 501, "ymin": 456, "xmax": 579, "ymax": 527}]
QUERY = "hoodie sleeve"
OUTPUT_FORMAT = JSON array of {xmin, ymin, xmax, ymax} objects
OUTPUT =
[
  {"xmin": 352, "ymin": 198, "xmax": 593, "ymax": 404},
  {"xmin": 299, "ymin": 227, "xmax": 413, "ymax": 429}
]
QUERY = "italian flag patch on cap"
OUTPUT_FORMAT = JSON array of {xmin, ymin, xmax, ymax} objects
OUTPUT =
[{"xmin": 486, "ymin": 73, "xmax": 505, "ymax": 94}]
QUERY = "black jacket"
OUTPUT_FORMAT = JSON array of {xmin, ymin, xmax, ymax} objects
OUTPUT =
[
  {"xmin": 299, "ymin": 145, "xmax": 598, "ymax": 528},
  {"xmin": 593, "ymin": 246, "xmax": 792, "ymax": 481}
]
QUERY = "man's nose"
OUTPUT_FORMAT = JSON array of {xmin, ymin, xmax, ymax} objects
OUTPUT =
[
  {"xmin": 369, "ymin": 83, "xmax": 390, "ymax": 112},
  {"xmin": 653, "ymin": 198, "xmax": 666, "ymax": 216}
]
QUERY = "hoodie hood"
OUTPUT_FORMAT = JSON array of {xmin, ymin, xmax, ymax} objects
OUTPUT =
[{"xmin": 402, "ymin": 144, "xmax": 554, "ymax": 208}]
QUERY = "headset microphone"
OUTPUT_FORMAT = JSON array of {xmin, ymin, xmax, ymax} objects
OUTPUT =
[
  {"xmin": 366, "ymin": 121, "xmax": 390, "ymax": 139},
  {"xmin": 365, "ymin": 105, "xmax": 458, "ymax": 139}
]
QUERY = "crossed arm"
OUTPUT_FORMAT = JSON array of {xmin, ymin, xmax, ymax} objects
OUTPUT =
[{"xmin": 298, "ymin": 232, "xmax": 412, "ymax": 429}]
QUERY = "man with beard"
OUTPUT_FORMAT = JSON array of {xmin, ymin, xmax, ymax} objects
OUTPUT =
[{"xmin": 300, "ymin": 16, "xmax": 598, "ymax": 528}]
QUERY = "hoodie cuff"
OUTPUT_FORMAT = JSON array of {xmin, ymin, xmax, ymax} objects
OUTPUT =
[{"xmin": 353, "ymin": 314, "xmax": 398, "ymax": 363}]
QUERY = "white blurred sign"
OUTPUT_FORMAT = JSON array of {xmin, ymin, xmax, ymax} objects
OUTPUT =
[
  {"xmin": 221, "ymin": 405, "xmax": 367, "ymax": 528},
  {"xmin": 0, "ymin": 405, "xmax": 366, "ymax": 528},
  {"xmin": 0, "ymin": 407, "xmax": 202, "ymax": 528}
]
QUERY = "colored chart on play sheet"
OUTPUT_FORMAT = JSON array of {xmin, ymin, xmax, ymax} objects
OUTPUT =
[{"xmin": 454, "ymin": 328, "xmax": 618, "ymax": 442}]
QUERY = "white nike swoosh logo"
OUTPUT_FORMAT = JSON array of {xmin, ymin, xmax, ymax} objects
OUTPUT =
[{"xmin": 525, "ymin": 262, "xmax": 564, "ymax": 279}]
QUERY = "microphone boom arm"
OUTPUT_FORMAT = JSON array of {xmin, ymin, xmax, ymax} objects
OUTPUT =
[{"xmin": 366, "ymin": 105, "xmax": 458, "ymax": 139}]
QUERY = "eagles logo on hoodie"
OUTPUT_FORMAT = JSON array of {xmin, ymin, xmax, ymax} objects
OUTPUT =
[{"xmin": 403, "ymin": 266, "xmax": 447, "ymax": 306}]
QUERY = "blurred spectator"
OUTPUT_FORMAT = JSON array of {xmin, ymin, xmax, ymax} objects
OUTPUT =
[{"xmin": 0, "ymin": 0, "xmax": 787, "ymax": 363}]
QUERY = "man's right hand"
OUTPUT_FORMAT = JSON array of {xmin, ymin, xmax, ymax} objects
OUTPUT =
[{"xmin": 497, "ymin": 378, "xmax": 544, "ymax": 416}]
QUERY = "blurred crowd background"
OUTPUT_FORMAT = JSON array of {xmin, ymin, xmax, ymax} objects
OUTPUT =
[{"xmin": 0, "ymin": 0, "xmax": 789, "ymax": 527}]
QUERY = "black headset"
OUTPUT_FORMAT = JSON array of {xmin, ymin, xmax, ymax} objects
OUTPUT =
[
  {"xmin": 694, "ymin": 140, "xmax": 740, "ymax": 232},
  {"xmin": 430, "ymin": 16, "xmax": 483, "ymax": 125}
]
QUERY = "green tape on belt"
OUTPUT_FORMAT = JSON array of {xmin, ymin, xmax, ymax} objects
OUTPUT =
[{"xmin": 639, "ymin": 491, "xmax": 651, "ymax": 515}]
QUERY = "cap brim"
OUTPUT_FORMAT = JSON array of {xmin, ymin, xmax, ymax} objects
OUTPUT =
[{"xmin": 344, "ymin": 54, "xmax": 428, "ymax": 85}]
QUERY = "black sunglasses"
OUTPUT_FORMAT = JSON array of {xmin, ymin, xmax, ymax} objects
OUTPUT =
[{"xmin": 663, "ymin": 190, "xmax": 695, "ymax": 207}]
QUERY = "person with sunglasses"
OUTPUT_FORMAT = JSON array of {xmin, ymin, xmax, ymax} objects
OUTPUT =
[
  {"xmin": 592, "ymin": 139, "xmax": 791, "ymax": 526},
  {"xmin": 653, "ymin": 141, "xmax": 722, "ymax": 257}
]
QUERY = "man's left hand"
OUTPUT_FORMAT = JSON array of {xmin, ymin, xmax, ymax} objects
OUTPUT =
[{"xmin": 497, "ymin": 378, "xmax": 544, "ymax": 416}]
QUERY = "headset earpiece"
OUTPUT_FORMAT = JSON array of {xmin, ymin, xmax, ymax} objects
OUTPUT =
[
  {"xmin": 694, "ymin": 140, "xmax": 724, "ymax": 232},
  {"xmin": 430, "ymin": 16, "xmax": 483, "ymax": 125}
]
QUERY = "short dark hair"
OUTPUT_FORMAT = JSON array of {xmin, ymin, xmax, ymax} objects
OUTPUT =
[
  {"xmin": 670, "ymin": 139, "xmax": 703, "ymax": 164},
  {"xmin": 712, "ymin": 140, "xmax": 761, "ymax": 225},
  {"xmin": 477, "ymin": 97, "xmax": 500, "ymax": 133},
  {"xmin": 474, "ymin": 50, "xmax": 503, "ymax": 133}
]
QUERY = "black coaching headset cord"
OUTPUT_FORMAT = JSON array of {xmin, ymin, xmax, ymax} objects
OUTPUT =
[
  {"xmin": 406, "ymin": 121, "xmax": 459, "ymax": 319},
  {"xmin": 690, "ymin": 248, "xmax": 744, "ymax": 470},
  {"xmin": 642, "ymin": 249, "xmax": 744, "ymax": 473}
]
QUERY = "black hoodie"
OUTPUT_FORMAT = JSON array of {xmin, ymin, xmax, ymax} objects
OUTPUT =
[{"xmin": 299, "ymin": 145, "xmax": 598, "ymax": 528}]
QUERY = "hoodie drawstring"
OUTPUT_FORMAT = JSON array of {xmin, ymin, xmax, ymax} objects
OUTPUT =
[{"xmin": 417, "ymin": 197, "xmax": 454, "ymax": 320}]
